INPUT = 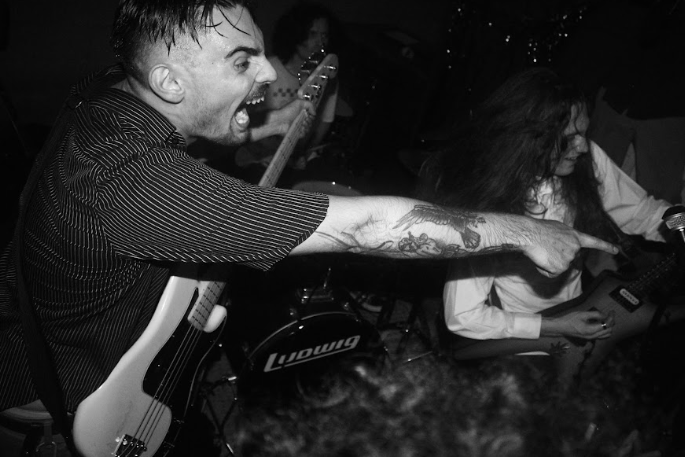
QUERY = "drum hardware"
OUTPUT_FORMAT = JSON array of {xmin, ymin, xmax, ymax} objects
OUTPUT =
[
  {"xmin": 194, "ymin": 343, "xmax": 240, "ymax": 457},
  {"xmin": 297, "ymin": 266, "xmax": 337, "ymax": 305},
  {"xmin": 375, "ymin": 296, "xmax": 436, "ymax": 364},
  {"xmin": 291, "ymin": 261, "xmax": 436, "ymax": 364},
  {"xmin": 220, "ymin": 269, "xmax": 388, "ymax": 409}
]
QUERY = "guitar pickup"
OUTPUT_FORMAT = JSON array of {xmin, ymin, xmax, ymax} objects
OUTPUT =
[
  {"xmin": 609, "ymin": 286, "xmax": 642, "ymax": 312},
  {"xmin": 114, "ymin": 434, "xmax": 146, "ymax": 456}
]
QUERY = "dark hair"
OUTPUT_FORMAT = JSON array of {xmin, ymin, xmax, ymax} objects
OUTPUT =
[
  {"xmin": 421, "ymin": 67, "xmax": 615, "ymax": 241},
  {"xmin": 111, "ymin": 0, "xmax": 249, "ymax": 82},
  {"xmin": 271, "ymin": 1, "xmax": 338, "ymax": 62},
  {"xmin": 234, "ymin": 356, "xmax": 632, "ymax": 457}
]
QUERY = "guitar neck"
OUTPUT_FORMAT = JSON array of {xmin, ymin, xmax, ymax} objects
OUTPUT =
[
  {"xmin": 258, "ymin": 109, "xmax": 309, "ymax": 188},
  {"xmin": 608, "ymin": 252, "xmax": 677, "ymax": 310},
  {"xmin": 187, "ymin": 279, "xmax": 226, "ymax": 331},
  {"xmin": 256, "ymin": 52, "xmax": 338, "ymax": 189}
]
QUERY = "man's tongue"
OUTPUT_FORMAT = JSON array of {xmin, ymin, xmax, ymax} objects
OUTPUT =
[{"xmin": 235, "ymin": 107, "xmax": 250, "ymax": 129}]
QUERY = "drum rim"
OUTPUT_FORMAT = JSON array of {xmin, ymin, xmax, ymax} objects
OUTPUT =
[{"xmin": 246, "ymin": 311, "xmax": 369, "ymax": 361}]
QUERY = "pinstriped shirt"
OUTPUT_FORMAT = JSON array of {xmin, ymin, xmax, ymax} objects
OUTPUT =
[{"xmin": 0, "ymin": 65, "xmax": 329, "ymax": 411}]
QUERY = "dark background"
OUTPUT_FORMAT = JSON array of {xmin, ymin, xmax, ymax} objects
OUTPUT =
[{"xmin": 2, "ymin": 0, "xmax": 683, "ymax": 199}]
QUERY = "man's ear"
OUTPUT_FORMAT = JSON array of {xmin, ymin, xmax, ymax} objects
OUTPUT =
[{"xmin": 148, "ymin": 64, "xmax": 185, "ymax": 104}]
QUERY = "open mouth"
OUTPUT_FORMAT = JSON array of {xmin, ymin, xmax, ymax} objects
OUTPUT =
[{"xmin": 234, "ymin": 89, "xmax": 267, "ymax": 130}]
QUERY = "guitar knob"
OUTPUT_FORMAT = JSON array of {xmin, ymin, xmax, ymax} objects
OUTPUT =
[
  {"xmin": 663, "ymin": 205, "xmax": 685, "ymax": 271},
  {"xmin": 663, "ymin": 205, "xmax": 685, "ymax": 243}
]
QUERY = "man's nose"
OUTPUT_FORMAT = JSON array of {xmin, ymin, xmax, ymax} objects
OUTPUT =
[{"xmin": 256, "ymin": 57, "xmax": 277, "ymax": 84}]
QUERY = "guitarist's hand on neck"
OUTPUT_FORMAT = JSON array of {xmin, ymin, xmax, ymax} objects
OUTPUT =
[
  {"xmin": 249, "ymin": 98, "xmax": 315, "ymax": 142},
  {"xmin": 541, "ymin": 310, "xmax": 615, "ymax": 339}
]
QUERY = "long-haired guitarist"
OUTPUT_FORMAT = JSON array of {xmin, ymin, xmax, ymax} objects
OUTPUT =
[
  {"xmin": 420, "ymin": 68, "xmax": 675, "ymax": 347},
  {"xmin": 0, "ymin": 1, "xmax": 619, "ymax": 455},
  {"xmin": 233, "ymin": 1, "xmax": 342, "ymax": 180}
]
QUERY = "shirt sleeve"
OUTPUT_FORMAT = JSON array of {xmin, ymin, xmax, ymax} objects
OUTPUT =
[
  {"xmin": 95, "ymin": 146, "xmax": 328, "ymax": 270},
  {"xmin": 592, "ymin": 141, "xmax": 671, "ymax": 241},
  {"xmin": 443, "ymin": 257, "xmax": 542, "ymax": 340}
]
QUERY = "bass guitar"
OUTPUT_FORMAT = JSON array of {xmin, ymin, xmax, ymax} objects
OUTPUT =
[
  {"xmin": 449, "ymin": 252, "xmax": 685, "ymax": 386},
  {"xmin": 72, "ymin": 52, "xmax": 339, "ymax": 457}
]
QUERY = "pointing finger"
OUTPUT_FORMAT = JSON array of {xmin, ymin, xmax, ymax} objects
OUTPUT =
[{"xmin": 577, "ymin": 232, "xmax": 619, "ymax": 255}]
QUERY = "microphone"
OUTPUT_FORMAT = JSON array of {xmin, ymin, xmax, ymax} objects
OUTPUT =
[{"xmin": 662, "ymin": 205, "xmax": 685, "ymax": 244}]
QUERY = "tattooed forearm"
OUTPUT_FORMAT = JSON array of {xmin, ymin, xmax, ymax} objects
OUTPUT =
[
  {"xmin": 315, "ymin": 231, "xmax": 395, "ymax": 254},
  {"xmin": 397, "ymin": 233, "xmax": 517, "ymax": 258},
  {"xmin": 398, "ymin": 232, "xmax": 464, "ymax": 257},
  {"xmin": 310, "ymin": 203, "xmax": 518, "ymax": 259},
  {"xmin": 394, "ymin": 205, "xmax": 486, "ymax": 249}
]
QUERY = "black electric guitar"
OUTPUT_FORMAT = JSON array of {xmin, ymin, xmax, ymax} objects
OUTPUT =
[
  {"xmin": 72, "ymin": 53, "xmax": 339, "ymax": 457},
  {"xmin": 450, "ymin": 252, "xmax": 685, "ymax": 386}
]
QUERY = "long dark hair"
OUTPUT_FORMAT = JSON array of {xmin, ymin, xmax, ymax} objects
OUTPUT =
[
  {"xmin": 421, "ymin": 67, "xmax": 615, "ymax": 241},
  {"xmin": 271, "ymin": 1, "xmax": 339, "ymax": 62},
  {"xmin": 111, "ymin": 0, "xmax": 249, "ymax": 83}
]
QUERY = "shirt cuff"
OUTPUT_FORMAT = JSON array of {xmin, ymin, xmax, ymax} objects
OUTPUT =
[{"xmin": 511, "ymin": 312, "xmax": 542, "ymax": 339}]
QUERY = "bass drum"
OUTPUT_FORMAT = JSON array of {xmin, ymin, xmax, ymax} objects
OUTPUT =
[{"xmin": 223, "ymin": 288, "xmax": 386, "ymax": 406}]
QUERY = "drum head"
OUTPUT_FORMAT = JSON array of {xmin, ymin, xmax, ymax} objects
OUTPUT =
[
  {"xmin": 234, "ymin": 308, "xmax": 385, "ymax": 404},
  {"xmin": 292, "ymin": 180, "xmax": 362, "ymax": 197}
]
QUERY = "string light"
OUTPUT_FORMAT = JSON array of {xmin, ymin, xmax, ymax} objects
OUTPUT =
[{"xmin": 443, "ymin": 1, "xmax": 589, "ymax": 69}]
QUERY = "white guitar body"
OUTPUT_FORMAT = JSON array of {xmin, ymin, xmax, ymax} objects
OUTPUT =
[
  {"xmin": 73, "ymin": 53, "xmax": 338, "ymax": 457},
  {"xmin": 73, "ymin": 277, "xmax": 227, "ymax": 456}
]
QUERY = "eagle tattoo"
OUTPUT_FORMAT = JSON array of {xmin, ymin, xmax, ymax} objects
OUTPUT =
[{"xmin": 394, "ymin": 205, "xmax": 486, "ymax": 250}]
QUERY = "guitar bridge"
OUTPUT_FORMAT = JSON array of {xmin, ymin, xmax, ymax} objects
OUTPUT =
[
  {"xmin": 114, "ymin": 434, "xmax": 147, "ymax": 456},
  {"xmin": 609, "ymin": 286, "xmax": 642, "ymax": 312}
]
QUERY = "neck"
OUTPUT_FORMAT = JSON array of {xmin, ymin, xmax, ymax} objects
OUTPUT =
[{"xmin": 113, "ymin": 76, "xmax": 192, "ymax": 144}]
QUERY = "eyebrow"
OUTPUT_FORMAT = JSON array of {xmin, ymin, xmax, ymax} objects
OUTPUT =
[{"xmin": 227, "ymin": 45, "xmax": 262, "ymax": 58}]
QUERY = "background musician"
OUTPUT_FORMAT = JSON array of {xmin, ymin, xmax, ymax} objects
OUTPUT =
[
  {"xmin": 420, "ymin": 67, "xmax": 672, "ymax": 345},
  {"xmin": 233, "ymin": 1, "xmax": 342, "ymax": 183}
]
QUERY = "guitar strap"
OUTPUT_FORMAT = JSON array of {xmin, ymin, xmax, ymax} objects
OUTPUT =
[{"xmin": 12, "ymin": 73, "xmax": 111, "ymax": 457}]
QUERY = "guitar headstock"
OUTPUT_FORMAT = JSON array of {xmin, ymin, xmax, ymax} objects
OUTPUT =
[{"xmin": 297, "ymin": 50, "xmax": 339, "ymax": 109}]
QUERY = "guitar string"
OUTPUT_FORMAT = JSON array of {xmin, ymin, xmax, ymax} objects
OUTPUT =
[
  {"xmin": 260, "ymin": 63, "xmax": 334, "ymax": 187},
  {"xmin": 629, "ymin": 253, "xmax": 675, "ymax": 295},
  {"xmin": 116, "ymin": 327, "xmax": 196, "ymax": 457},
  {"xmin": 139, "ymin": 295, "xmax": 212, "ymax": 452},
  {"xmin": 123, "ymin": 291, "xmax": 212, "ymax": 456},
  {"xmin": 575, "ymin": 253, "xmax": 678, "ymax": 390},
  {"xmin": 261, "ymin": 110, "xmax": 309, "ymax": 188},
  {"xmin": 134, "ymin": 320, "xmax": 201, "ymax": 455},
  {"xmin": 144, "ymin": 284, "xmax": 224, "ymax": 451},
  {"xmin": 120, "ymin": 324, "xmax": 196, "ymax": 457}
]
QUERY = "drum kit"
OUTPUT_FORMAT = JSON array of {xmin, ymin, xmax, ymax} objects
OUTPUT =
[
  {"xmin": 223, "ymin": 176, "xmax": 378, "ymax": 399},
  {"xmin": 195, "ymin": 175, "xmax": 397, "ymax": 455},
  {"xmin": 221, "ymin": 270, "xmax": 387, "ymax": 406}
]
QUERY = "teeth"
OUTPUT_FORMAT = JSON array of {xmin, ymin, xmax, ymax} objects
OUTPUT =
[
  {"xmin": 245, "ymin": 96, "xmax": 265, "ymax": 105},
  {"xmin": 235, "ymin": 107, "xmax": 250, "ymax": 128}
]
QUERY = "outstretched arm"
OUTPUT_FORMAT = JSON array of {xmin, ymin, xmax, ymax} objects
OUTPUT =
[{"xmin": 290, "ymin": 196, "xmax": 618, "ymax": 277}]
